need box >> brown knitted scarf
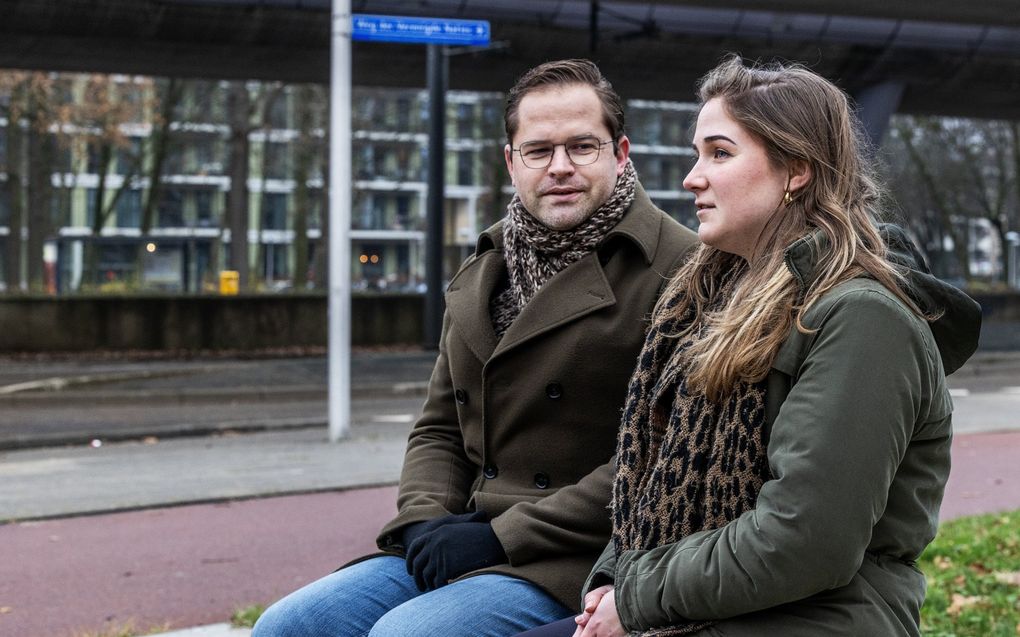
[612,265,771,636]
[489,160,638,339]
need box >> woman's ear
[788,160,812,193]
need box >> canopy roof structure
[1,0,1019,119]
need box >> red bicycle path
[3,430,1019,637]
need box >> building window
[265,142,291,180]
[396,97,412,130]
[264,243,290,280]
[268,90,290,129]
[85,188,98,228]
[116,138,143,175]
[115,189,142,228]
[262,192,288,230]
[86,144,105,174]
[455,103,474,138]
[98,242,137,283]
[307,190,323,230]
[195,189,216,227]
[457,150,474,186]
[0,126,7,174]
[191,136,222,175]
[395,195,411,230]
[158,188,185,228]
[0,187,10,227]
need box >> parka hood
[783,225,982,375]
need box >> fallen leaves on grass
[947,593,985,616]
[993,571,1020,586]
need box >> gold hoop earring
[783,190,793,206]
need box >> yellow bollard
[219,270,239,295]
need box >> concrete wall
[0,294,424,352]
[1,291,1018,352]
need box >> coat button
[534,473,550,489]
[455,389,468,404]
[483,464,498,479]
[545,382,563,399]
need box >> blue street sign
[352,14,491,46]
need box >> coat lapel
[445,250,503,362]
[493,252,616,359]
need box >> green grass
[231,603,266,628]
[920,509,1020,636]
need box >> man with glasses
[254,59,697,637]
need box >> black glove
[406,520,508,591]
[399,510,489,552]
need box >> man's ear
[504,144,516,187]
[788,159,812,193]
[614,136,631,175]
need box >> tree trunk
[3,84,25,293]
[226,81,251,288]
[26,117,56,292]
[83,142,113,288]
[313,140,329,290]
[291,85,315,290]
[137,77,182,287]
[897,123,971,280]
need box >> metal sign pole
[424,44,447,350]
[328,0,352,441]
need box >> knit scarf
[489,161,638,339]
[611,265,771,636]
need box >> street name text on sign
[352,14,491,46]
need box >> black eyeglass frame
[510,136,617,169]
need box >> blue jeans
[252,556,573,637]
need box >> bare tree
[1,73,28,293]
[24,76,58,292]
[252,83,285,288]
[885,115,1019,283]
[0,72,71,293]
[226,81,255,289]
[291,84,326,290]
[74,75,147,288]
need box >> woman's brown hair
[659,55,921,401]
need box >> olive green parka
[376,185,698,608]
[584,228,982,636]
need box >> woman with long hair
[516,55,980,637]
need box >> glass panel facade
[262,192,288,230]
[1,71,703,294]
[115,189,142,228]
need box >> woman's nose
[682,164,704,192]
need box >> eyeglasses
[511,136,614,169]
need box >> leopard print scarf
[612,264,771,636]
[489,161,637,339]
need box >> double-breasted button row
[545,382,563,399]
[455,389,468,404]
[483,464,498,479]
[534,473,550,489]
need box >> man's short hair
[504,59,626,145]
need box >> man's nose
[547,145,575,175]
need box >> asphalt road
[1,351,1019,450]
[0,394,425,449]
[0,352,436,450]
